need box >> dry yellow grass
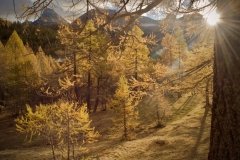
[0,93,211,160]
[86,94,211,160]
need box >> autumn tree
[160,26,188,70]
[58,20,108,110]
[121,25,150,80]
[5,30,28,56]
[0,41,3,49]
[16,101,99,160]
[159,14,177,34]
[93,44,111,112]
[78,20,109,111]
[36,46,54,76]
[19,0,240,159]
[170,36,214,98]
[0,41,8,106]
[2,31,40,113]
[174,27,188,70]
[111,76,139,140]
[160,33,178,67]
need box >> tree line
[0,16,214,159]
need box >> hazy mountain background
[0,8,205,57]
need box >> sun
[205,10,220,26]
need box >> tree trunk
[73,52,81,104]
[156,104,161,126]
[94,76,101,113]
[123,104,128,140]
[87,70,91,111]
[169,49,172,67]
[50,136,56,160]
[72,142,75,160]
[208,1,240,159]
[0,87,5,106]
[67,111,70,160]
[87,20,92,111]
[177,44,182,98]
[134,49,138,80]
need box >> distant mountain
[78,9,115,22]
[138,16,161,37]
[33,8,68,26]
[0,8,206,58]
[75,9,161,37]
[76,9,206,55]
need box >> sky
[0,0,114,21]
[0,0,78,21]
[0,0,214,22]
[0,0,32,21]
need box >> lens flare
[205,10,220,26]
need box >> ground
[0,93,211,160]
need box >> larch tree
[36,46,54,76]
[93,44,111,112]
[58,20,108,111]
[0,41,8,106]
[75,20,96,111]
[159,14,177,34]
[174,27,188,70]
[25,43,41,77]
[160,26,187,69]
[5,30,28,56]
[173,35,214,97]
[48,55,59,71]
[78,20,109,111]
[121,25,150,80]
[160,32,179,67]
[11,0,240,158]
[111,75,139,140]
[16,101,99,160]
[3,31,39,114]
[58,22,83,103]
[0,41,3,49]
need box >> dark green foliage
[0,19,60,56]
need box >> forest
[0,0,239,160]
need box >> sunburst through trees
[0,0,239,159]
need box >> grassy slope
[0,93,211,160]
[87,94,211,160]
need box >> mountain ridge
[33,8,68,26]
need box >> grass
[0,93,211,160]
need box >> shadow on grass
[189,105,210,159]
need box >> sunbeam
[205,10,220,26]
